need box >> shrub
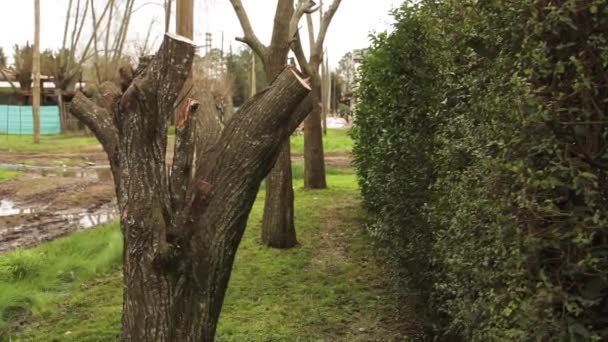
[353,0,608,340]
[352,2,444,295]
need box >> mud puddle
[0,166,117,253]
[0,201,118,254]
[0,164,112,181]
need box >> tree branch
[312,0,342,61]
[229,0,267,59]
[70,92,119,162]
[289,0,318,42]
[61,0,74,52]
[292,31,313,76]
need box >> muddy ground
[0,153,352,253]
[0,168,117,253]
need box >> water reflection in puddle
[60,209,118,229]
[37,168,113,181]
[0,164,113,181]
[0,199,117,229]
[0,199,41,216]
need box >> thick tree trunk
[303,73,327,189]
[70,33,311,341]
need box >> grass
[291,128,353,155]
[0,135,100,153]
[0,224,123,339]
[0,129,352,156]
[0,170,21,180]
[2,171,409,341]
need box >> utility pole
[176,0,193,39]
[251,50,256,96]
[321,49,329,135]
[32,0,41,143]
[164,0,174,33]
[205,32,213,75]
[175,0,193,125]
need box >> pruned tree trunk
[70,33,311,341]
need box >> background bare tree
[229,0,316,249]
[293,0,342,189]
[0,48,6,68]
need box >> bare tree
[292,0,342,189]
[0,48,6,68]
[32,0,41,143]
[229,0,317,248]
[70,32,311,341]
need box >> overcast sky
[0,0,401,68]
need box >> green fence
[0,105,61,135]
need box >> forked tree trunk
[70,33,311,341]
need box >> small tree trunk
[32,0,41,144]
[70,34,311,341]
[303,73,327,189]
[260,56,298,249]
[262,142,297,248]
[55,89,67,133]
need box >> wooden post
[32,0,41,143]
[164,0,174,33]
[174,0,194,125]
[251,51,256,96]
[176,0,193,38]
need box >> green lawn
[291,128,353,155]
[1,171,407,341]
[0,169,21,180]
[0,135,101,153]
[0,129,352,155]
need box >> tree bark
[262,142,297,248]
[260,46,298,248]
[70,33,311,341]
[303,72,327,188]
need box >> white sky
[0,0,401,69]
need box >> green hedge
[353,1,608,340]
